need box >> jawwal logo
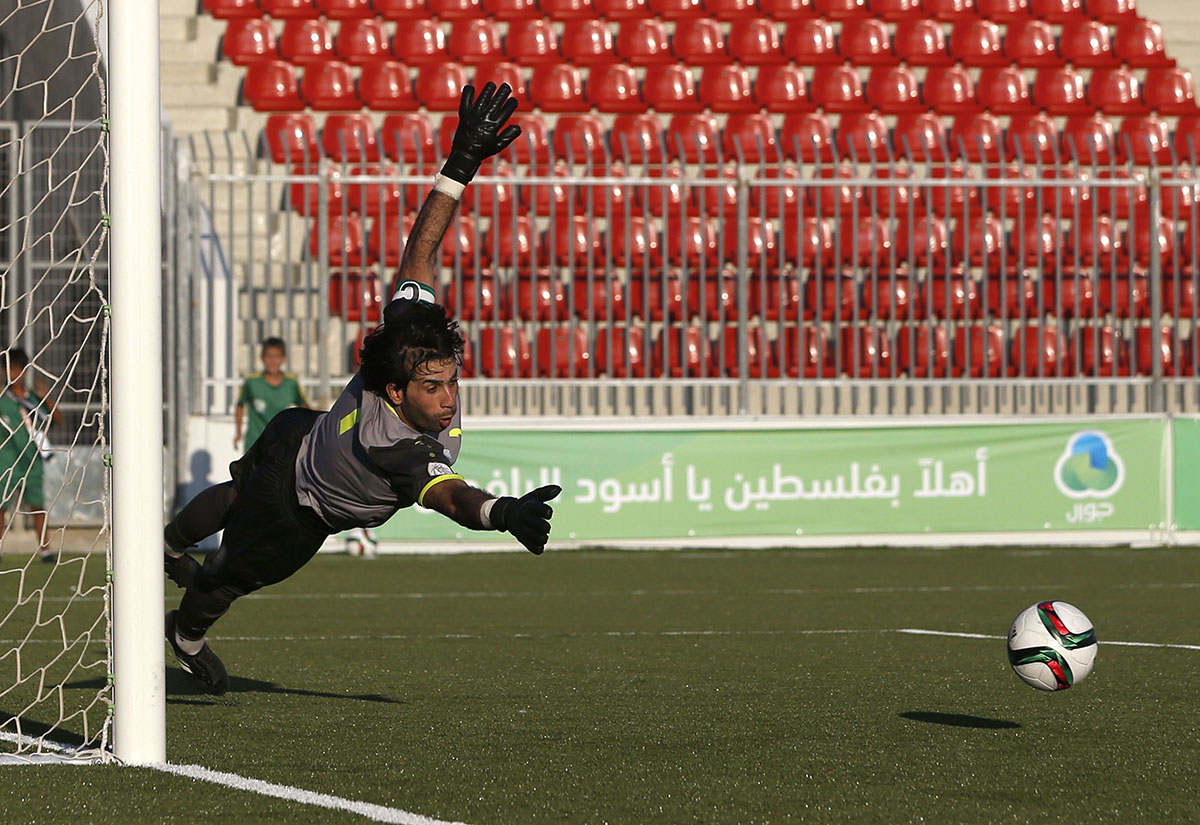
[1053,431,1125,499]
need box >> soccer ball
[1007,601,1097,691]
[344,527,379,558]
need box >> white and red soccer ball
[1007,601,1097,691]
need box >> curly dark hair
[359,300,464,396]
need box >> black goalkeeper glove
[439,81,522,185]
[491,484,561,555]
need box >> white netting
[0,0,111,762]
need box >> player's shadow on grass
[899,711,1021,729]
[67,672,405,705]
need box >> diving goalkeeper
[162,82,559,696]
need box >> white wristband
[433,173,466,201]
[479,498,498,530]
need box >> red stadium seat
[287,163,343,216]
[978,0,1029,19]
[626,272,683,320]
[803,274,857,322]
[1118,114,1172,165]
[924,0,977,20]
[894,19,952,66]
[393,21,449,65]
[654,325,717,378]
[755,64,814,112]
[958,213,1005,272]
[950,111,1003,162]
[667,217,721,268]
[1088,0,1135,22]
[838,19,895,66]
[783,18,838,65]
[586,64,642,113]
[780,215,835,267]
[720,324,779,378]
[1174,116,1200,161]
[311,214,369,266]
[610,114,664,163]
[544,214,600,265]
[222,19,277,66]
[448,19,503,65]
[511,274,569,322]
[923,163,979,219]
[837,110,889,160]
[781,111,835,161]
[1133,326,1177,376]
[643,64,700,113]
[523,166,573,215]
[505,20,560,65]
[809,165,864,219]
[415,62,466,111]
[1029,0,1083,20]
[616,19,673,65]
[1165,277,1198,318]
[1130,215,1176,270]
[649,0,705,18]
[484,0,539,18]
[758,0,815,18]
[873,0,923,19]
[343,163,404,219]
[1032,64,1089,115]
[380,113,436,163]
[427,0,484,17]
[866,64,922,113]
[243,61,304,112]
[359,62,418,111]
[728,18,786,66]
[700,65,757,113]
[561,19,617,65]
[503,114,551,165]
[263,113,319,164]
[810,64,865,113]
[986,165,1038,219]
[665,113,720,163]
[442,271,503,323]
[893,111,950,161]
[923,65,978,114]
[204,0,262,18]
[1010,213,1060,268]
[535,327,591,377]
[470,60,528,98]
[259,0,320,16]
[895,215,949,269]
[1062,112,1116,164]
[928,275,982,320]
[529,64,586,112]
[482,215,536,271]
[1144,67,1199,116]
[982,278,1039,323]
[813,0,868,18]
[729,215,778,266]
[755,166,804,221]
[328,272,383,322]
[1114,19,1171,68]
[1042,271,1095,318]
[1005,111,1058,162]
[1065,215,1120,272]
[861,274,924,320]
[608,216,663,267]
[838,215,893,267]
[706,0,759,19]
[1094,169,1148,221]
[540,0,597,17]
[839,325,893,378]
[1002,19,1061,67]
[723,113,779,161]
[1088,66,1146,115]
[949,19,1005,67]
[322,113,380,162]
[683,276,738,321]
[476,327,533,378]
[336,19,391,65]
[896,324,952,376]
[1070,325,1127,376]
[572,273,631,324]
[594,0,652,18]
[749,275,801,321]
[953,324,1007,376]
[593,326,648,378]
[977,66,1031,114]
[302,61,360,111]
[375,0,429,17]
[1012,325,1068,376]
[864,166,915,216]
[551,115,607,164]
[779,325,835,378]
[278,20,334,66]
[316,0,373,17]
[1059,19,1116,68]
[1097,276,1150,318]
[368,211,414,265]
[672,18,728,65]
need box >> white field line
[24,580,1200,604]
[0,730,470,824]
[897,628,1200,652]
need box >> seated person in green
[234,337,308,451]
[0,347,62,562]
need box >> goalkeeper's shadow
[64,672,406,705]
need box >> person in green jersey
[234,337,308,451]
[0,347,61,562]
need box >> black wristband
[439,154,481,186]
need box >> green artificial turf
[2,547,1199,824]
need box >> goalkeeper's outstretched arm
[422,478,560,555]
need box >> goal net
[0,0,113,762]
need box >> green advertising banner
[1172,417,1200,531]
[377,419,1168,543]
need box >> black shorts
[202,407,331,592]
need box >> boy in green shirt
[0,347,61,561]
[234,337,308,452]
